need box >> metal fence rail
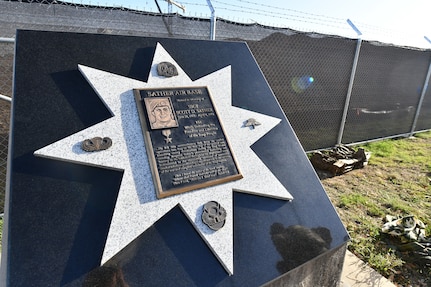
[0,36,13,212]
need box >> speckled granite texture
[1,30,348,286]
[34,44,292,274]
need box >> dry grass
[321,131,431,286]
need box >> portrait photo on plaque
[144,97,179,130]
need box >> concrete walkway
[340,251,396,287]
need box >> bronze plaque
[134,87,242,199]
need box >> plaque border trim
[134,86,243,199]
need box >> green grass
[361,134,431,169]
[322,131,431,285]
[338,193,385,217]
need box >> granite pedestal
[1,30,349,286]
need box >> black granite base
[1,30,349,286]
[264,243,347,287]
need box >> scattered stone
[310,145,371,176]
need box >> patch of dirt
[319,137,431,287]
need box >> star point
[34,43,292,275]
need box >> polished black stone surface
[2,30,349,286]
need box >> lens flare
[291,76,314,94]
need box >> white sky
[75,0,431,48]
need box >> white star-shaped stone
[34,43,293,275]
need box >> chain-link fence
[1,1,431,202]
[0,37,13,213]
[343,43,431,143]
[0,98,10,214]
[247,33,358,149]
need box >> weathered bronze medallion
[157,62,178,77]
[244,118,261,129]
[81,137,112,152]
[201,201,227,231]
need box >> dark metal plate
[134,86,242,198]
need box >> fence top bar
[346,19,362,37]
[0,37,15,43]
[0,94,12,102]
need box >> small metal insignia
[157,62,178,77]
[244,118,261,129]
[162,129,173,143]
[201,201,227,231]
[81,137,112,152]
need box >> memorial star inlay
[34,43,293,274]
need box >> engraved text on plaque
[134,87,242,198]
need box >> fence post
[337,20,362,145]
[206,0,216,40]
[409,51,431,135]
[154,0,173,36]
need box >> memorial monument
[1,30,349,286]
